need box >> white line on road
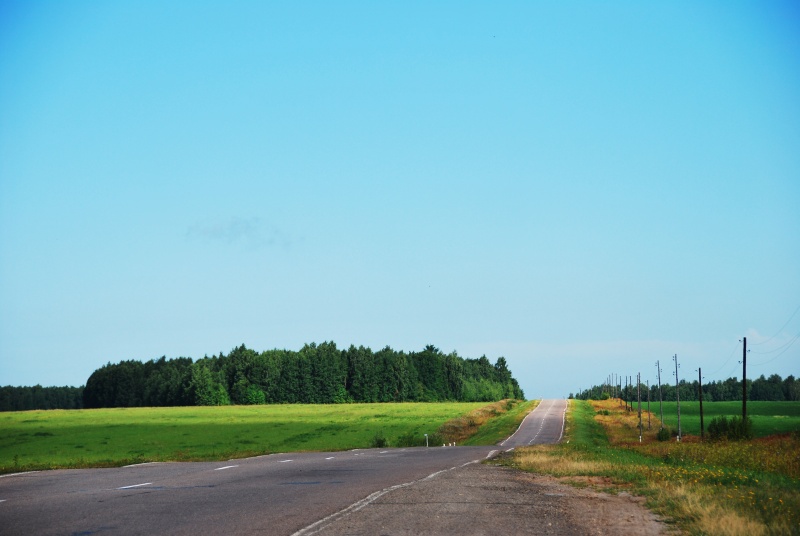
[0,471,39,478]
[279,460,293,463]
[117,483,152,490]
[500,400,545,446]
[214,465,239,471]
[291,461,473,536]
[123,462,159,468]
[325,457,335,460]
[486,450,498,459]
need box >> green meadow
[650,400,800,437]
[0,401,524,474]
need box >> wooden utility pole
[647,379,651,431]
[630,376,634,411]
[656,361,664,430]
[698,367,704,439]
[637,372,642,442]
[742,337,747,422]
[625,376,629,410]
[674,354,681,442]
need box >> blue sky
[1,1,798,399]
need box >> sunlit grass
[0,402,500,473]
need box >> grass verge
[500,399,800,535]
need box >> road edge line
[500,399,545,446]
[290,461,477,536]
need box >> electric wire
[750,330,800,354]
[706,339,741,377]
[749,304,800,346]
[750,331,800,367]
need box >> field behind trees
[652,400,800,437]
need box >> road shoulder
[305,460,667,536]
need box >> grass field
[0,401,528,474]
[646,400,800,437]
[505,399,800,535]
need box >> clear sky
[1,1,798,400]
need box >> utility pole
[625,376,628,410]
[656,361,664,430]
[637,372,642,442]
[647,379,651,431]
[698,367,704,439]
[630,376,634,411]
[742,337,747,423]
[674,354,681,442]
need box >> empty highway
[0,400,568,535]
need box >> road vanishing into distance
[0,399,569,536]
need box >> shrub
[656,427,671,442]
[395,432,444,447]
[395,432,423,447]
[708,415,753,441]
[370,431,389,448]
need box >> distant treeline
[575,373,800,402]
[0,385,84,412]
[80,343,524,408]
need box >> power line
[750,304,800,346]
[750,331,800,367]
[750,330,800,354]
[706,339,741,377]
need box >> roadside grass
[459,399,537,446]
[0,401,522,474]
[503,399,800,536]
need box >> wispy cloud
[186,217,291,249]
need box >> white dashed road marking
[214,465,239,471]
[117,483,152,490]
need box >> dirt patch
[306,461,670,536]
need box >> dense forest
[77,343,524,408]
[0,385,84,412]
[574,373,800,402]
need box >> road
[0,400,569,535]
[500,398,568,447]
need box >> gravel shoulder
[304,460,668,536]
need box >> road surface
[500,398,568,447]
[0,400,568,535]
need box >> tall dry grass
[509,399,800,536]
[438,399,519,443]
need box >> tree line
[574,373,800,402]
[0,385,84,412]
[78,343,524,408]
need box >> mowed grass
[0,402,499,474]
[652,400,800,437]
[505,400,800,536]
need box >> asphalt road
[500,399,568,448]
[0,400,568,535]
